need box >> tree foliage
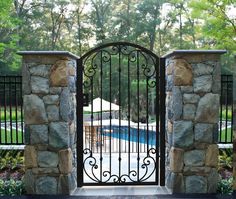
[0,0,235,74]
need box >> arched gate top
[80,41,160,60]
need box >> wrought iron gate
[77,42,165,186]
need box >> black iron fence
[0,76,24,145]
[219,75,233,144]
[0,74,234,145]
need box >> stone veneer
[18,51,78,194]
[233,66,236,193]
[18,50,228,195]
[164,50,226,193]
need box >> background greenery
[0,0,235,74]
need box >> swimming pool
[101,125,157,146]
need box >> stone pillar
[18,51,78,195]
[164,50,226,193]
[233,58,236,193]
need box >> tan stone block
[170,147,184,172]
[205,144,218,167]
[59,148,73,174]
[50,60,68,86]
[168,121,173,133]
[233,167,236,190]
[173,59,193,86]
[25,145,37,168]
[68,66,76,76]
[32,168,59,174]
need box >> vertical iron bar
[230,78,233,143]
[91,79,94,152]
[219,76,223,143]
[15,77,18,144]
[118,46,121,181]
[100,50,103,182]
[146,76,149,155]
[77,58,84,187]
[109,51,112,174]
[225,76,228,142]
[4,77,7,143]
[9,77,13,143]
[0,78,2,144]
[128,56,130,172]
[137,51,140,182]
[160,57,166,186]
[20,76,23,144]
[155,58,160,184]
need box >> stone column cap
[18,51,80,60]
[163,50,227,58]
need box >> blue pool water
[101,125,157,146]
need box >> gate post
[18,51,78,195]
[164,50,226,193]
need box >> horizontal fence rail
[0,76,24,145]
[219,74,233,144]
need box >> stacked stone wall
[22,54,77,194]
[165,53,222,193]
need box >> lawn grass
[0,107,23,122]
[0,128,23,144]
[219,128,232,143]
[220,108,232,120]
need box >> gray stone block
[22,63,31,95]
[212,62,221,94]
[49,122,69,149]
[207,168,219,193]
[193,75,212,93]
[35,176,57,194]
[184,150,205,166]
[60,88,71,121]
[183,94,200,104]
[173,121,193,148]
[38,151,58,167]
[166,75,173,91]
[181,86,193,93]
[58,173,76,194]
[173,86,183,120]
[185,176,207,193]
[195,123,213,144]
[31,76,49,94]
[24,170,35,194]
[50,87,62,94]
[24,94,48,125]
[192,63,214,76]
[29,65,51,77]
[30,124,48,144]
[43,95,59,105]
[46,105,59,121]
[166,172,184,193]
[68,76,76,93]
[195,93,219,123]
[183,104,196,120]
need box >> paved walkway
[0,194,234,199]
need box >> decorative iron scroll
[83,148,156,183]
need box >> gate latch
[83,93,89,106]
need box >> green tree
[0,0,20,74]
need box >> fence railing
[0,74,234,145]
[219,74,233,144]
[0,76,24,145]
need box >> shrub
[0,179,25,196]
[217,177,233,195]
